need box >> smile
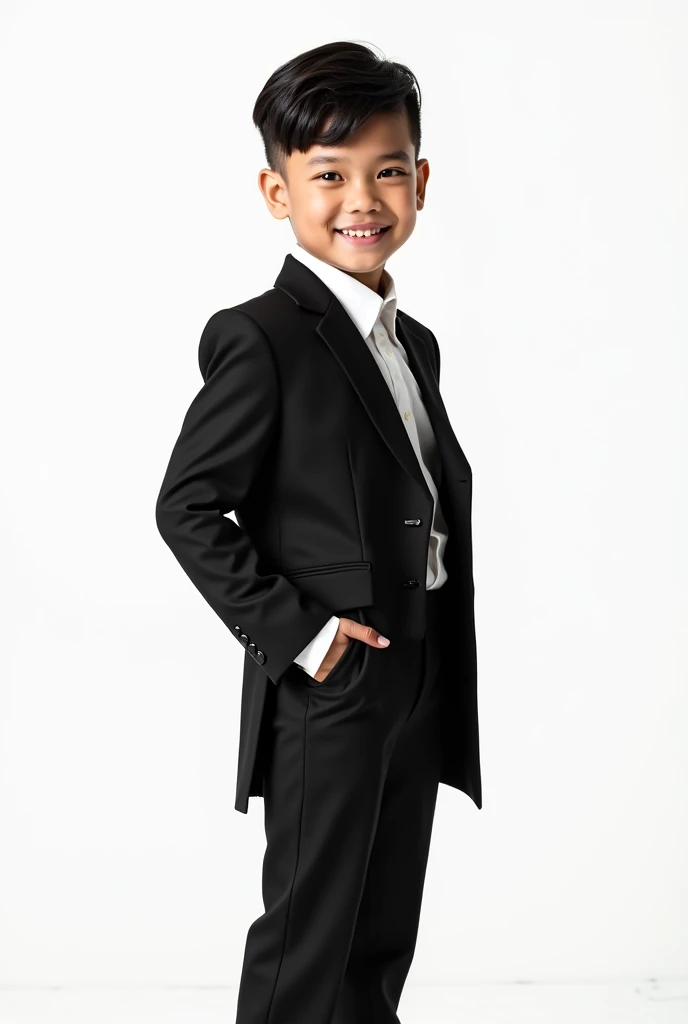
[334,226,391,246]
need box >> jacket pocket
[283,560,373,610]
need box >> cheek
[393,209,416,234]
[388,195,415,224]
[299,192,336,221]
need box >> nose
[343,178,383,213]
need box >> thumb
[339,616,390,649]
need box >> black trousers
[235,586,449,1024]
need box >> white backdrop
[1,0,686,993]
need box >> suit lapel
[316,296,432,500]
[273,253,469,504]
[395,312,472,482]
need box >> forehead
[303,148,412,169]
[291,109,414,169]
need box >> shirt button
[404,410,412,420]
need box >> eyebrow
[305,150,412,168]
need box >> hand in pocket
[313,616,390,683]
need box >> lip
[334,224,391,247]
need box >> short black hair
[252,41,422,182]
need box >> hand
[313,617,390,683]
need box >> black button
[402,579,420,588]
[233,625,242,636]
[239,633,249,647]
[404,518,422,526]
[247,643,257,658]
[255,650,266,665]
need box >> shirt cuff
[292,615,340,678]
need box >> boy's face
[258,110,429,295]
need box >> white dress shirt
[289,241,449,678]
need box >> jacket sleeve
[155,307,336,686]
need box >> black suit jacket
[155,253,481,813]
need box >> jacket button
[233,625,242,636]
[255,650,266,665]
[404,518,422,526]
[239,633,249,647]
[402,579,420,588]
[247,643,257,658]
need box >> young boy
[156,39,481,1024]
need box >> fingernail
[377,635,390,646]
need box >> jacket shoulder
[200,287,288,334]
[196,300,281,382]
[397,307,431,337]
[397,308,441,381]
[234,286,292,321]
[216,287,303,342]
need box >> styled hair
[252,41,422,181]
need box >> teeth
[340,227,384,236]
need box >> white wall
[0,0,685,989]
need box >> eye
[317,169,407,181]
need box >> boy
[155,39,481,1024]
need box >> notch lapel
[273,253,469,505]
[394,312,472,484]
[275,254,433,501]
[316,297,433,501]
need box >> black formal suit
[155,252,481,809]
[155,251,481,1022]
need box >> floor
[0,980,685,1023]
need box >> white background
[1,0,686,1001]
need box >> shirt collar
[289,241,399,342]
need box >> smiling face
[258,109,429,294]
